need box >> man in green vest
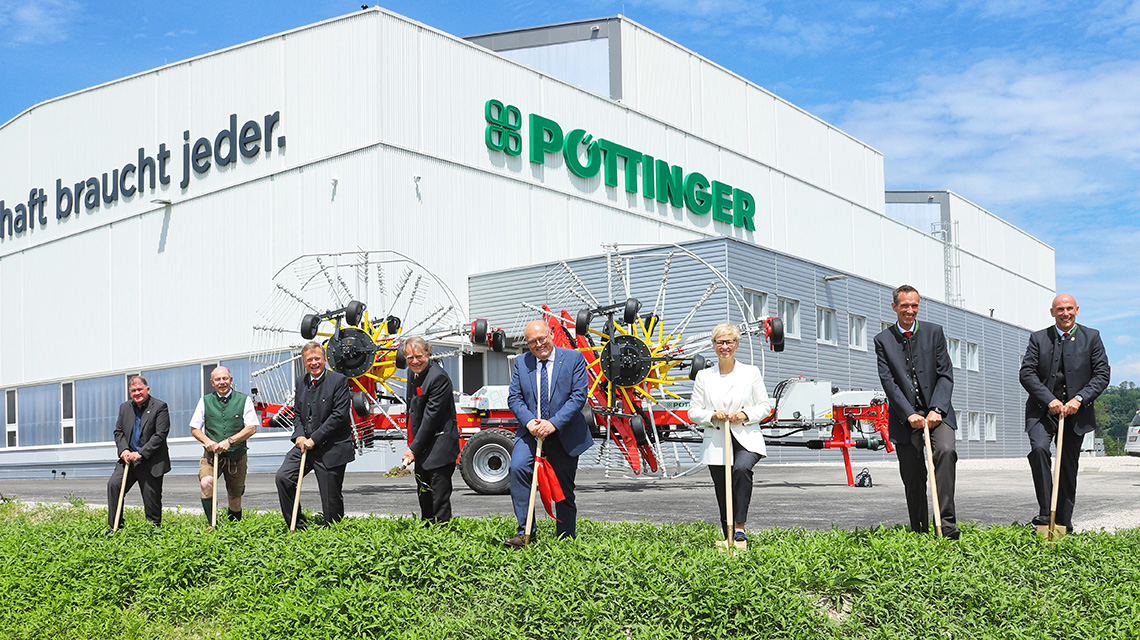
[190,365,259,526]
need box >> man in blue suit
[504,319,592,548]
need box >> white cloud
[1111,354,1140,384]
[834,56,1140,210]
[0,0,81,45]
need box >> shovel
[112,459,129,531]
[922,420,943,537]
[522,437,544,546]
[290,448,307,532]
[1038,414,1067,541]
[210,451,220,529]
[715,418,745,552]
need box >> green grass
[2,502,1138,639]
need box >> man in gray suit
[107,375,171,530]
[1019,293,1110,533]
[873,285,959,539]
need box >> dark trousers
[895,422,958,536]
[274,447,347,528]
[510,433,578,538]
[106,461,164,528]
[708,433,762,533]
[415,462,455,523]
[1027,418,1082,526]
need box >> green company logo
[484,99,755,230]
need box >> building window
[5,389,15,447]
[777,298,800,338]
[744,289,768,321]
[966,342,979,371]
[61,382,75,445]
[817,307,837,345]
[849,314,866,351]
[968,411,980,441]
[985,413,997,441]
[948,338,961,368]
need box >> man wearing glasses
[503,320,592,548]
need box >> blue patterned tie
[540,360,551,420]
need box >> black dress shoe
[1031,515,1050,526]
[503,534,530,549]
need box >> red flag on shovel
[535,455,565,519]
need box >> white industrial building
[0,8,1054,477]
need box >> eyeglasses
[714,339,738,346]
[526,335,552,347]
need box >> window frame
[61,382,75,445]
[947,337,962,369]
[848,314,867,351]
[777,297,800,339]
[816,306,837,346]
[966,341,979,371]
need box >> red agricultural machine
[250,245,894,493]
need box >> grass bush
[1,501,1138,639]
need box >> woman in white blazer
[687,323,772,542]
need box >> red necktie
[904,331,913,338]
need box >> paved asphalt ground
[5,457,1139,533]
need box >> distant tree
[1095,382,1140,455]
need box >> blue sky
[2,0,1137,383]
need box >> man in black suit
[107,375,171,530]
[274,341,356,528]
[1019,293,1110,532]
[401,337,460,524]
[873,285,960,539]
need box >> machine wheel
[395,345,407,370]
[768,317,785,350]
[459,428,515,495]
[345,300,365,327]
[386,315,402,334]
[575,309,593,336]
[352,391,371,418]
[689,353,709,380]
[623,298,641,324]
[300,314,321,340]
[491,328,507,352]
[472,318,488,344]
[629,414,648,446]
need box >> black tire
[459,428,515,495]
[386,315,402,334]
[472,318,488,344]
[623,298,642,324]
[345,300,365,327]
[629,414,648,446]
[689,353,709,380]
[575,309,593,336]
[641,313,659,334]
[491,329,506,352]
[352,391,371,418]
[768,317,785,349]
[300,314,321,340]
[395,345,407,370]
